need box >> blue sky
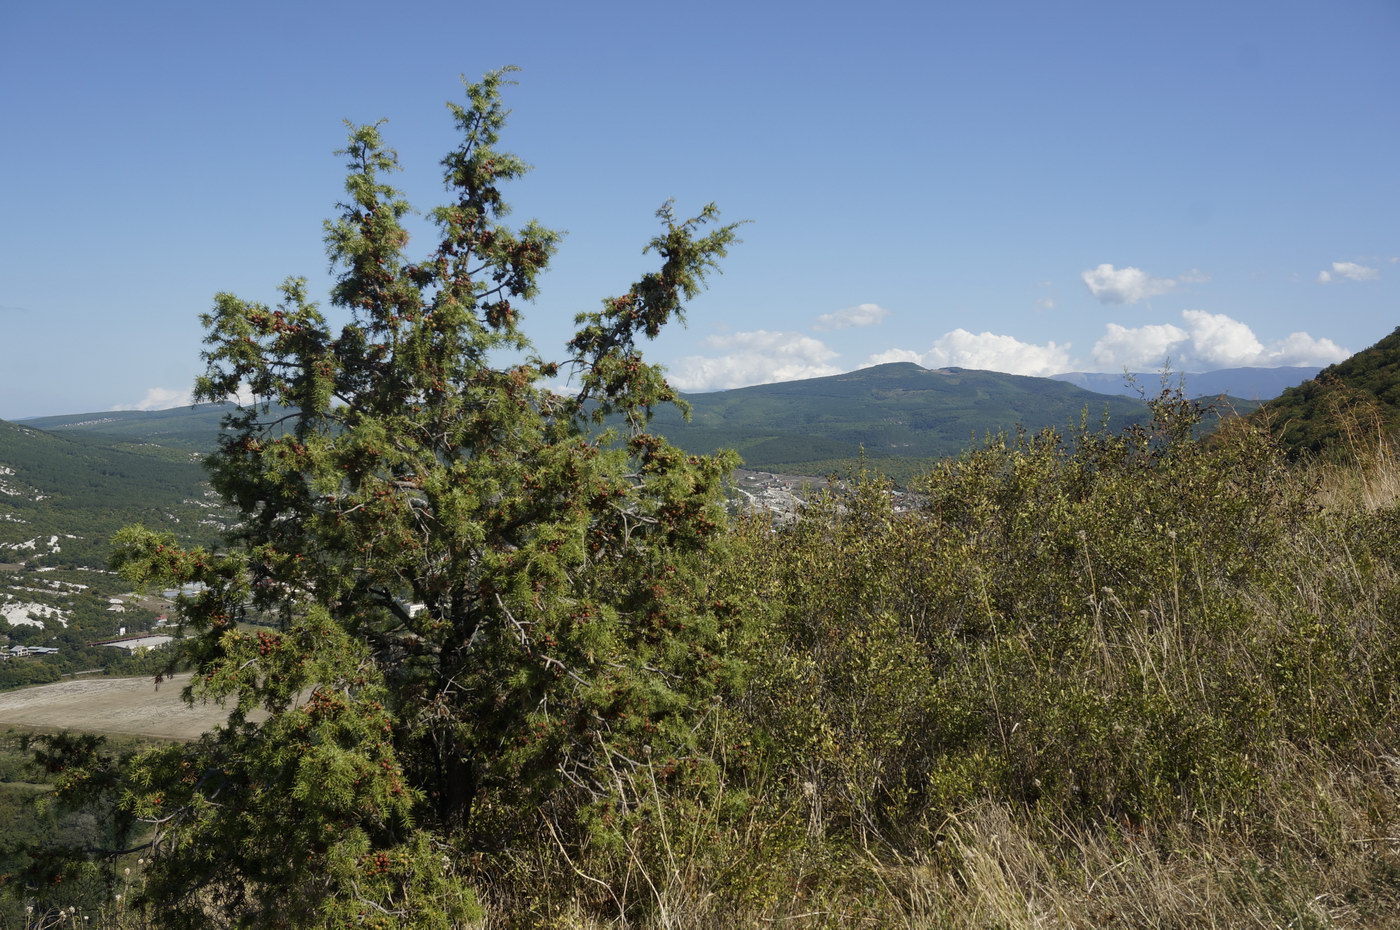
[2,0,1396,418]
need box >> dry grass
[500,755,1400,929]
[1310,407,1400,511]
[1315,439,1400,511]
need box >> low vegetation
[13,390,1399,928]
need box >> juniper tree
[98,69,744,927]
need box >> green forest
[1257,325,1400,456]
[6,73,1400,929]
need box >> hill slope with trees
[0,419,223,567]
[1255,325,1400,455]
[21,404,235,451]
[655,362,1150,466]
[22,364,1153,479]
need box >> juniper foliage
[98,69,743,927]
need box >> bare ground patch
[0,674,250,740]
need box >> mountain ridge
[1048,366,1321,400]
[18,362,1279,472]
[654,362,1151,466]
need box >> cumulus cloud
[1092,322,1189,370]
[1090,310,1348,371]
[113,387,193,412]
[1177,310,1347,368]
[1081,264,1178,304]
[812,303,890,330]
[1178,310,1271,367]
[667,330,843,391]
[1264,330,1351,366]
[868,329,1072,377]
[1318,261,1379,283]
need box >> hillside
[0,419,224,567]
[21,403,235,450]
[20,367,1150,476]
[656,362,1150,467]
[1254,326,1400,455]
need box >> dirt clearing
[0,674,249,740]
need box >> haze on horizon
[2,0,1395,420]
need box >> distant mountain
[653,362,1150,469]
[1254,327,1400,456]
[21,403,236,449]
[21,365,1151,478]
[18,364,1157,486]
[1049,367,1321,401]
[0,419,224,567]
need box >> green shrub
[742,394,1400,847]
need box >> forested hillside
[19,364,1153,480]
[0,419,224,567]
[1256,325,1400,455]
[0,420,218,692]
[21,404,235,451]
[654,362,1150,467]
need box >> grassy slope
[488,413,1400,929]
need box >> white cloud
[1318,261,1379,283]
[1035,297,1056,311]
[1180,311,1350,367]
[869,329,1072,377]
[866,348,925,365]
[1092,322,1189,370]
[1178,310,1266,367]
[1264,330,1350,366]
[113,387,193,411]
[668,330,843,391]
[1177,268,1212,284]
[812,303,890,330]
[1081,264,1178,304]
[1089,310,1348,371]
